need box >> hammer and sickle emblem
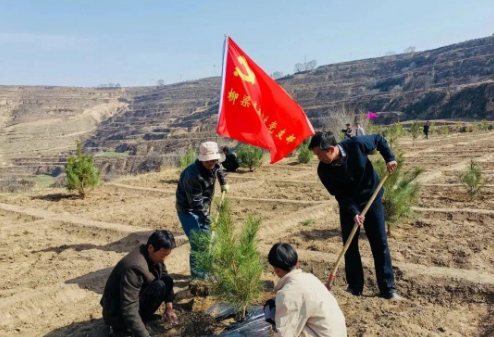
[234,56,256,85]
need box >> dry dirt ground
[1,131,494,336]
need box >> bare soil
[1,131,494,336]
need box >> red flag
[217,37,314,164]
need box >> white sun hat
[198,141,223,162]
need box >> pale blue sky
[1,0,493,87]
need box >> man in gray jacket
[100,230,177,337]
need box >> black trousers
[112,276,174,334]
[339,198,395,294]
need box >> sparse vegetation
[301,219,315,226]
[367,122,383,135]
[429,122,437,137]
[382,122,404,149]
[460,159,483,199]
[191,198,264,319]
[321,104,354,136]
[456,120,463,132]
[297,138,314,163]
[25,175,56,188]
[96,83,121,89]
[410,121,422,147]
[180,149,197,170]
[294,59,317,73]
[237,145,264,172]
[439,125,450,135]
[0,177,36,193]
[65,142,100,199]
[373,153,423,236]
[272,71,284,79]
[480,119,489,132]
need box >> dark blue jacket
[317,134,395,216]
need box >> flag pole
[216,35,229,139]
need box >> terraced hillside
[2,35,494,179]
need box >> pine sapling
[297,138,314,163]
[373,153,423,236]
[383,123,403,150]
[480,119,489,133]
[439,125,450,136]
[237,144,264,172]
[429,122,437,137]
[180,149,197,170]
[410,121,422,147]
[456,120,463,133]
[191,198,264,319]
[460,159,483,199]
[65,142,100,198]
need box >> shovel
[326,173,390,291]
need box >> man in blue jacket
[309,132,400,299]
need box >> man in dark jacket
[176,141,229,279]
[101,230,177,337]
[309,132,400,300]
[222,147,239,172]
[342,123,353,139]
[423,121,430,139]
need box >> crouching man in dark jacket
[222,147,239,172]
[100,230,177,337]
[176,141,229,279]
[309,132,400,300]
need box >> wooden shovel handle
[327,173,390,290]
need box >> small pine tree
[237,144,264,172]
[410,121,422,146]
[373,154,423,236]
[367,122,382,135]
[65,142,100,198]
[431,122,438,137]
[460,159,483,199]
[180,149,197,170]
[382,122,403,150]
[191,198,264,319]
[480,119,489,132]
[297,138,314,163]
[439,125,450,136]
[456,120,463,133]
[471,121,479,133]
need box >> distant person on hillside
[176,141,229,279]
[266,243,347,337]
[355,123,365,136]
[342,123,352,139]
[222,146,239,172]
[101,230,177,337]
[309,132,400,300]
[423,121,430,139]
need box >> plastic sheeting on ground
[203,304,273,337]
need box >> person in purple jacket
[309,131,400,300]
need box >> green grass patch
[301,219,315,226]
[25,175,56,188]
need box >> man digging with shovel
[176,141,229,280]
[309,132,400,299]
